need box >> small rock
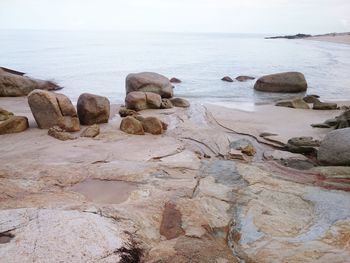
[120,116,144,135]
[286,137,320,154]
[160,99,174,109]
[0,107,14,121]
[119,107,139,117]
[48,126,77,141]
[241,145,256,156]
[170,77,181,84]
[311,123,331,128]
[77,93,110,125]
[221,76,234,82]
[303,95,320,104]
[260,132,278,138]
[236,76,255,82]
[275,98,310,109]
[170,98,190,108]
[313,101,338,110]
[80,124,100,138]
[324,118,339,127]
[0,116,29,135]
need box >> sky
[0,0,349,34]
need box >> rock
[334,110,350,129]
[120,116,144,135]
[318,128,350,166]
[254,72,308,93]
[228,149,246,160]
[77,93,110,125]
[303,95,320,104]
[0,116,29,135]
[160,203,185,240]
[275,98,310,109]
[235,76,255,82]
[125,91,162,111]
[0,68,62,97]
[241,145,256,156]
[160,99,174,109]
[0,107,14,121]
[286,136,320,154]
[48,126,77,141]
[313,101,338,110]
[311,123,331,128]
[28,90,80,131]
[135,116,166,135]
[126,72,174,98]
[170,98,190,108]
[119,107,139,117]
[230,139,256,156]
[221,76,234,82]
[170,77,181,84]
[80,124,100,138]
[324,118,339,127]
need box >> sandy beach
[306,33,350,45]
[1,92,350,262]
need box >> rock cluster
[254,72,307,93]
[0,67,62,97]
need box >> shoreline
[305,34,350,45]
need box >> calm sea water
[1,30,350,109]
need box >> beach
[306,33,350,45]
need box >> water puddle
[68,179,138,204]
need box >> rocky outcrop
[80,124,100,138]
[0,68,62,97]
[169,77,182,84]
[312,110,350,130]
[0,116,28,135]
[125,91,162,111]
[221,76,234,82]
[236,75,255,82]
[126,72,174,98]
[318,128,350,166]
[77,93,110,125]
[170,98,190,108]
[120,116,145,135]
[275,98,310,109]
[254,72,308,93]
[48,126,77,141]
[28,90,80,131]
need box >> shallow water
[68,179,138,204]
[1,30,350,107]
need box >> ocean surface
[1,30,350,110]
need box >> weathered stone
[236,75,255,82]
[135,116,165,135]
[254,72,308,93]
[126,72,174,98]
[80,124,100,138]
[28,90,79,131]
[145,92,162,109]
[125,91,162,111]
[221,76,234,82]
[160,203,185,240]
[303,95,320,104]
[77,93,110,125]
[48,126,77,141]
[170,98,190,108]
[0,68,62,97]
[170,77,181,84]
[0,107,14,121]
[160,99,174,109]
[318,128,350,166]
[119,107,139,117]
[120,116,144,135]
[275,98,310,109]
[241,145,256,156]
[0,116,28,135]
[313,101,338,110]
[286,136,320,154]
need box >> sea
[1,30,350,110]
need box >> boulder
[313,101,338,110]
[275,98,310,109]
[160,99,174,109]
[318,128,350,166]
[286,137,320,154]
[125,91,162,111]
[254,72,307,93]
[77,93,110,125]
[236,76,255,82]
[0,67,62,97]
[221,76,234,82]
[0,116,29,135]
[303,95,320,104]
[28,90,80,131]
[0,107,14,121]
[126,72,174,98]
[120,116,144,135]
[170,98,190,108]
[48,126,77,141]
[135,116,166,135]
[80,124,100,138]
[170,77,181,84]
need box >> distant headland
[266,32,350,45]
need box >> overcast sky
[0,0,349,34]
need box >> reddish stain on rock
[160,203,185,240]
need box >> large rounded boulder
[126,72,174,98]
[254,72,307,93]
[318,128,350,166]
[0,67,62,97]
[77,93,110,125]
[28,90,80,131]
